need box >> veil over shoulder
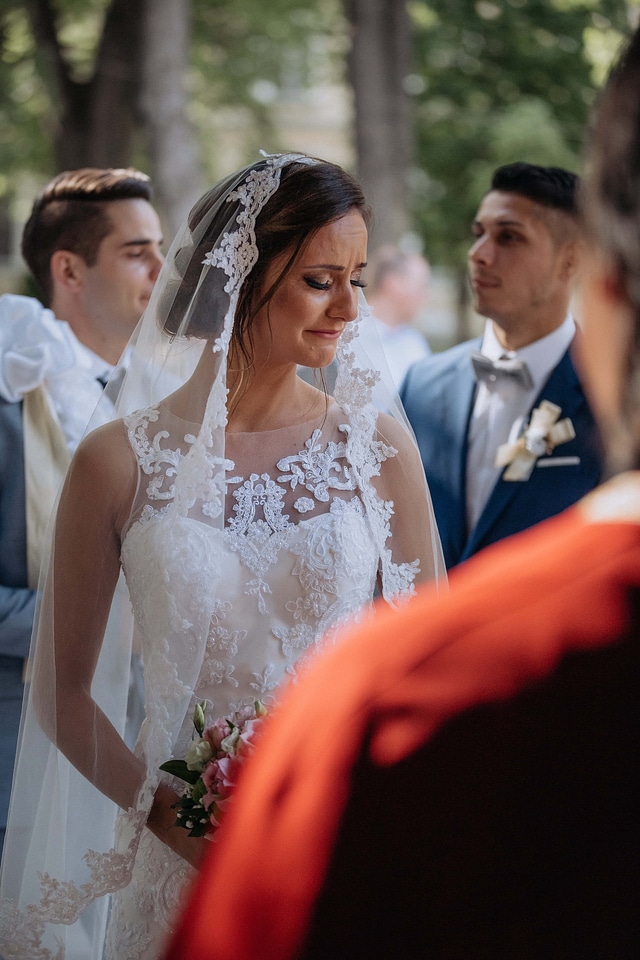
[0,153,445,960]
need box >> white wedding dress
[0,154,445,960]
[104,399,415,958]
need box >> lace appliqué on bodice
[121,406,394,705]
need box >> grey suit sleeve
[0,585,36,658]
[0,399,35,659]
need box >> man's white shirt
[0,294,114,452]
[465,315,576,531]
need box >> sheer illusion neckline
[226,401,336,437]
[161,399,337,437]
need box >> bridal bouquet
[160,700,268,836]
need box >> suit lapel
[432,350,477,560]
[440,354,476,483]
[464,346,581,557]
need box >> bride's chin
[303,346,339,369]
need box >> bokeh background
[1,0,638,346]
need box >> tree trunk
[86,0,145,167]
[27,0,144,170]
[345,0,414,249]
[139,0,204,238]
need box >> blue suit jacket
[400,337,604,569]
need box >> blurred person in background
[401,162,603,568]
[162,26,640,960]
[360,244,431,393]
[0,167,163,856]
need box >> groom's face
[468,190,576,348]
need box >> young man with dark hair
[400,162,603,568]
[0,167,163,854]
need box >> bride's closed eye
[304,276,367,291]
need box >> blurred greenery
[0,0,345,192]
[188,0,346,180]
[409,0,638,267]
[1,0,638,273]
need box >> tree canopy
[0,0,637,271]
[0,0,344,190]
[409,0,635,267]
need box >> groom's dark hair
[490,162,579,216]
[489,162,580,245]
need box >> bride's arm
[34,422,144,808]
[33,422,206,867]
[372,413,447,595]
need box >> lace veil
[0,153,445,959]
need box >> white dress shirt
[465,315,576,531]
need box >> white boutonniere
[495,400,576,481]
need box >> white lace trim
[0,813,146,959]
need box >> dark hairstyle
[163,158,371,370]
[582,26,640,470]
[490,162,580,216]
[21,167,154,302]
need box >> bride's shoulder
[373,411,418,453]
[71,417,138,487]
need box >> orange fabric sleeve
[164,507,640,960]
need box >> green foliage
[0,2,51,189]
[1,0,636,258]
[0,0,344,195]
[409,0,634,267]
[189,0,345,179]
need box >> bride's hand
[147,782,210,869]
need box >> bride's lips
[307,328,344,339]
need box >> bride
[0,153,445,959]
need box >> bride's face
[250,208,368,370]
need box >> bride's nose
[328,282,359,323]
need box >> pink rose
[214,755,241,798]
[236,717,265,758]
[204,718,232,755]
[201,755,240,805]
[234,704,257,725]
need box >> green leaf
[191,777,207,805]
[159,759,201,784]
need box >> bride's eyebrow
[303,261,368,271]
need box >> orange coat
[164,476,640,960]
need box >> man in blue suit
[0,168,164,855]
[401,163,603,569]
